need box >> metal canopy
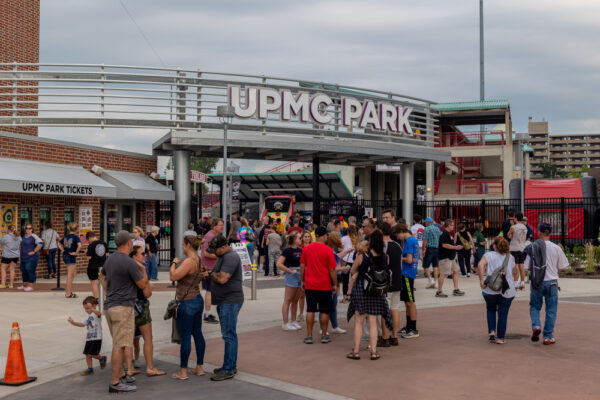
[99,170,175,201]
[0,157,116,198]
[153,129,451,165]
[208,171,352,202]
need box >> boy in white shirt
[68,296,107,375]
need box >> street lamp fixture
[217,105,235,224]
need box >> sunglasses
[25,227,33,230]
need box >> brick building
[0,0,173,283]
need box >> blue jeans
[175,295,205,368]
[483,293,514,339]
[473,248,485,270]
[529,279,559,339]
[423,247,439,272]
[47,248,57,275]
[20,258,39,283]
[147,253,158,280]
[458,251,471,275]
[328,291,339,328]
[216,302,243,374]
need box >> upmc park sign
[228,86,414,136]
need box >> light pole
[515,133,530,214]
[217,105,235,224]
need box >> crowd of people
[2,207,569,392]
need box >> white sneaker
[291,321,301,329]
[282,323,295,331]
[287,322,299,330]
[331,327,347,334]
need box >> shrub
[584,243,596,275]
[564,267,574,275]
[573,245,585,259]
[594,246,600,263]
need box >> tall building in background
[527,119,600,177]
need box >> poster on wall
[145,209,155,234]
[79,207,93,241]
[0,204,17,237]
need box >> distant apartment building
[527,119,600,177]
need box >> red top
[287,226,303,235]
[300,242,336,291]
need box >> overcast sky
[39,0,600,172]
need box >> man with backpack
[523,222,569,345]
[393,223,420,338]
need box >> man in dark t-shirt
[259,216,272,276]
[207,235,243,381]
[501,211,515,242]
[380,222,402,346]
[436,219,465,298]
[86,231,107,301]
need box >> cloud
[35,0,600,170]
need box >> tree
[538,161,567,178]
[191,157,218,175]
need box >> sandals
[65,293,78,298]
[495,339,505,344]
[370,352,380,361]
[489,333,496,342]
[147,368,167,377]
[188,368,205,376]
[171,372,189,380]
[346,351,360,360]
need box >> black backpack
[363,253,390,297]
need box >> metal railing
[0,63,440,146]
[434,178,504,195]
[435,130,505,147]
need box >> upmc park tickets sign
[228,86,414,136]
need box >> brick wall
[0,134,157,174]
[0,0,40,136]
[0,193,101,281]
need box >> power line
[118,0,166,67]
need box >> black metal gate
[158,200,174,266]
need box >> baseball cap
[339,216,344,220]
[206,235,228,253]
[424,217,434,223]
[115,230,134,247]
[314,226,328,238]
[538,222,552,233]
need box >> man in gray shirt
[101,230,150,393]
[206,235,243,381]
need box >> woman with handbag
[169,235,207,380]
[477,236,516,344]
[41,221,58,278]
[346,230,393,360]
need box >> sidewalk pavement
[1,271,600,399]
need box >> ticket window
[122,205,133,233]
[20,207,33,235]
[40,207,51,234]
[64,208,75,235]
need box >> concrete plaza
[1,271,600,399]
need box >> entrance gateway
[0,64,451,258]
[153,73,451,256]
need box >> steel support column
[174,150,191,259]
[312,157,320,225]
[426,161,434,201]
[401,163,414,222]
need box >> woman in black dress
[346,230,392,360]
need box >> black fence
[319,197,600,247]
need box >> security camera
[91,165,104,175]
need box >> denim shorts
[284,271,301,288]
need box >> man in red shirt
[287,219,303,235]
[300,226,337,344]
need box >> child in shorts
[68,296,107,376]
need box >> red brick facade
[0,133,157,174]
[0,0,40,136]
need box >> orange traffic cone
[0,323,36,386]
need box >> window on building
[64,207,75,234]
[20,206,33,235]
[40,207,51,234]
